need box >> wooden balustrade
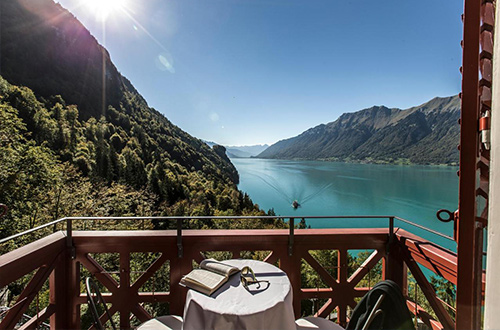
[0,228,461,330]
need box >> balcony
[0,216,463,329]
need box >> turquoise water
[232,158,459,251]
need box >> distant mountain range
[258,96,460,165]
[204,141,269,158]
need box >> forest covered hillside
[0,0,280,240]
[258,96,460,165]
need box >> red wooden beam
[337,249,349,326]
[18,305,55,330]
[50,249,78,329]
[402,246,455,330]
[406,300,444,330]
[131,253,170,291]
[263,251,278,264]
[302,251,339,289]
[0,232,65,287]
[76,291,170,305]
[72,228,390,252]
[77,253,120,294]
[316,298,336,319]
[396,230,457,285]
[301,287,371,299]
[0,255,60,330]
[119,251,131,329]
[458,0,482,328]
[131,304,151,324]
[348,249,384,286]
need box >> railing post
[281,219,301,319]
[384,234,407,296]
[170,217,187,316]
[66,218,75,259]
[386,216,394,256]
[389,217,394,244]
[337,249,349,327]
[120,251,132,329]
[50,245,80,329]
[177,218,183,258]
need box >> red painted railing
[0,216,463,330]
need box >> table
[182,259,296,330]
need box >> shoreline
[242,156,458,167]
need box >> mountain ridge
[203,141,269,158]
[0,0,240,181]
[258,95,460,165]
[0,0,285,227]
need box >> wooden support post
[120,252,131,329]
[337,249,348,327]
[457,0,482,328]
[50,249,80,329]
[169,251,190,316]
[384,239,407,296]
[280,246,301,318]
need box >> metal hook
[436,209,454,223]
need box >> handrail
[0,218,67,244]
[394,216,455,241]
[0,215,454,247]
[0,215,395,245]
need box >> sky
[55,0,464,146]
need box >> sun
[83,0,127,21]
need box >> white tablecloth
[182,259,296,330]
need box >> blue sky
[56,0,463,146]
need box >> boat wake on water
[247,173,333,210]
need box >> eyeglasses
[240,266,269,290]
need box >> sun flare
[83,0,127,21]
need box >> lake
[232,158,459,251]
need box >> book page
[181,269,226,295]
[200,259,240,276]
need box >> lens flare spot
[155,53,175,73]
[209,112,220,122]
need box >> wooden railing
[0,217,463,330]
[396,230,457,330]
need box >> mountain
[0,0,277,232]
[258,96,460,165]
[227,149,252,158]
[0,0,239,180]
[203,141,269,158]
[226,145,269,158]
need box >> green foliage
[0,77,288,325]
[0,103,62,238]
[0,76,261,232]
[408,273,456,322]
[0,1,288,324]
[1,0,240,183]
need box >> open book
[180,259,240,296]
